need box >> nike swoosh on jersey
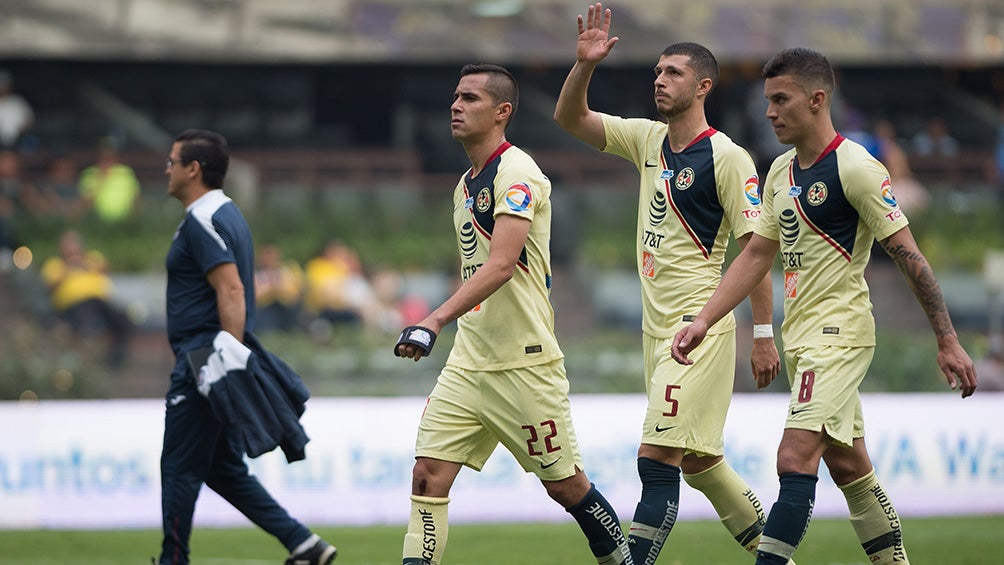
[644,160,658,168]
[654,424,678,432]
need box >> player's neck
[794,124,839,168]
[665,112,710,153]
[464,133,508,177]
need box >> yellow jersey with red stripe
[601,114,762,338]
[446,142,563,371]
[757,135,909,348]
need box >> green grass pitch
[1,516,1000,564]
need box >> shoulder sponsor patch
[505,183,533,212]
[744,175,761,205]
[880,177,898,207]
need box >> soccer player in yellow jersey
[673,48,978,565]
[555,5,785,564]
[393,63,632,565]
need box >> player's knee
[822,443,873,485]
[824,457,871,486]
[680,453,722,475]
[638,443,685,467]
[410,458,454,497]
[542,469,590,508]
[775,447,819,476]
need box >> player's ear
[697,76,713,97]
[809,89,826,112]
[189,160,203,181]
[496,101,513,124]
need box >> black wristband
[394,325,437,357]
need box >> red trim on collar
[683,127,716,150]
[812,133,845,165]
[482,141,513,171]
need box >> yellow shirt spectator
[78,162,140,223]
[41,247,114,311]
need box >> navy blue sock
[628,457,681,565]
[756,473,818,565]
[567,484,630,563]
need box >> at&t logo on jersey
[505,183,533,212]
[649,189,667,226]
[460,221,477,259]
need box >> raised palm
[577,3,619,64]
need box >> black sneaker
[285,537,336,565]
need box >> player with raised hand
[554,4,785,564]
[672,47,977,564]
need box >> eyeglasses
[166,157,205,168]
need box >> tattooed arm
[880,226,977,397]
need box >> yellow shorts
[415,359,584,481]
[783,345,871,447]
[640,330,736,456]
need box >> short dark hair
[173,129,229,189]
[762,48,835,96]
[460,63,519,128]
[662,42,719,92]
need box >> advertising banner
[0,393,1000,529]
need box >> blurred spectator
[911,116,959,159]
[40,230,133,367]
[740,62,787,174]
[361,266,430,333]
[37,151,87,220]
[993,100,1004,191]
[78,137,141,223]
[872,119,929,215]
[840,106,880,158]
[254,243,305,332]
[0,149,47,255]
[0,70,34,150]
[303,239,371,328]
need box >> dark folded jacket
[197,331,311,462]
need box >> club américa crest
[806,182,827,206]
[675,167,695,191]
[476,187,492,213]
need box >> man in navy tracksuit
[158,129,335,565]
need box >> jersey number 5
[662,384,682,417]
